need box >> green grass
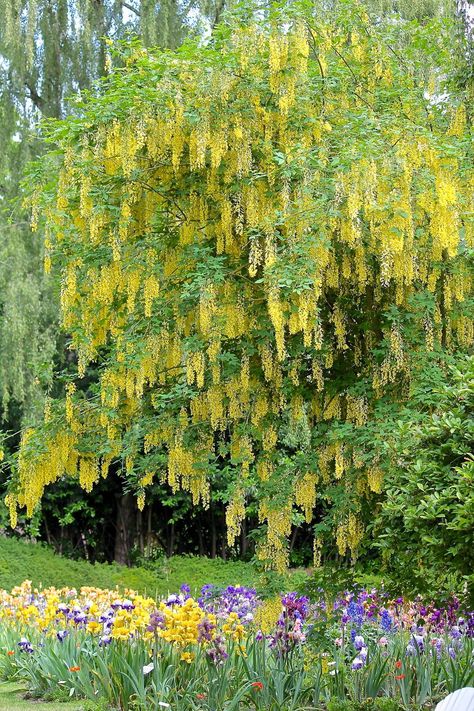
[0,535,265,597]
[0,682,86,710]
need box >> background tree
[0,0,231,424]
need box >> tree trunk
[210,507,217,559]
[197,522,204,556]
[241,518,248,557]
[114,493,135,565]
[137,508,144,555]
[146,506,153,557]
[168,522,175,557]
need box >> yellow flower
[111,626,130,640]
[222,611,246,641]
[87,621,102,634]
[180,651,195,663]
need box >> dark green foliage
[376,355,474,604]
[297,563,383,600]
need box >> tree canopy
[4,0,473,569]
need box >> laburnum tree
[5,0,473,570]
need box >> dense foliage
[7,0,473,571]
[376,355,474,602]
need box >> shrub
[0,536,261,596]
[376,356,474,605]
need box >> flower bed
[0,580,472,710]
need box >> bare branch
[25,81,44,112]
[122,1,140,17]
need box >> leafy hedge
[0,536,260,595]
[376,355,474,604]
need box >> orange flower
[196,693,206,700]
[7,651,14,656]
[251,681,264,690]
[395,674,405,681]
[395,660,402,669]
[69,666,81,672]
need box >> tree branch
[122,1,140,17]
[212,0,226,29]
[25,81,44,112]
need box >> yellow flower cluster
[253,597,283,634]
[157,598,212,646]
[14,8,473,568]
[0,580,155,641]
[222,611,245,642]
[0,580,250,658]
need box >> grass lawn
[0,683,86,711]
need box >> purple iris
[206,634,228,664]
[347,600,364,627]
[380,609,393,632]
[165,594,181,606]
[466,613,474,638]
[147,611,165,632]
[180,584,191,599]
[281,592,309,622]
[99,611,114,623]
[413,634,424,652]
[18,638,33,653]
[56,630,69,642]
[197,616,215,643]
[450,626,462,640]
[433,638,443,659]
[199,585,259,622]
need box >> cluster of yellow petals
[0,580,248,657]
[0,580,155,641]
[157,597,212,646]
[13,7,473,568]
[222,611,245,641]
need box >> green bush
[325,700,417,711]
[0,536,262,596]
[297,562,384,600]
[376,355,474,605]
